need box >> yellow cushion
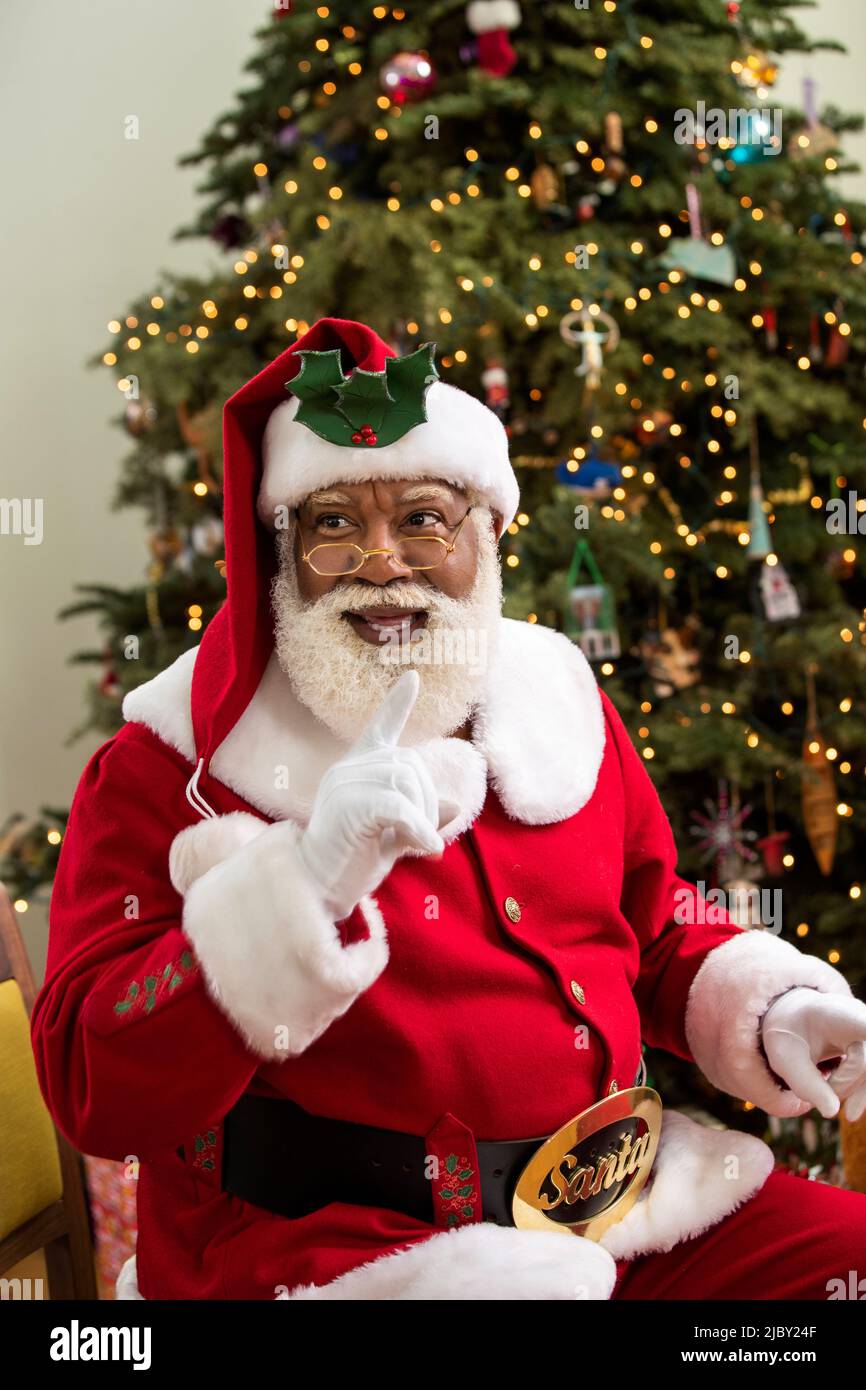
[0,979,63,1242]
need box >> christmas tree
[3,0,865,1178]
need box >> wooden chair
[0,883,97,1299]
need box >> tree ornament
[604,111,623,154]
[98,646,122,702]
[801,666,838,876]
[530,162,560,210]
[637,614,701,698]
[655,185,736,285]
[379,52,437,105]
[690,779,758,884]
[563,539,621,661]
[559,308,620,391]
[576,193,599,223]
[148,527,183,566]
[191,515,225,558]
[727,109,780,163]
[757,830,789,877]
[123,398,157,438]
[825,300,851,367]
[747,425,801,621]
[788,78,839,161]
[758,560,801,622]
[177,402,221,496]
[465,1,521,78]
[723,877,766,927]
[733,49,778,90]
[636,410,672,447]
[826,547,855,581]
[274,123,300,153]
[762,305,778,350]
[747,459,773,561]
[209,212,250,250]
[757,775,790,875]
[481,360,509,418]
[555,447,622,496]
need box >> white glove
[298,670,455,923]
[761,987,866,1121]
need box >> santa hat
[258,322,518,537]
[186,317,519,800]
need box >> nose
[351,516,414,583]
[355,548,414,583]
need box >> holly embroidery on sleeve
[192,1128,218,1172]
[113,949,198,1018]
[434,1153,479,1227]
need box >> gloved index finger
[764,1029,840,1118]
[350,670,420,753]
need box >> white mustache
[305,581,466,618]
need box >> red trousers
[613,1171,866,1300]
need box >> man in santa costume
[32,318,866,1300]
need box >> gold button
[570,980,585,1005]
[504,896,522,923]
[608,1080,619,1096]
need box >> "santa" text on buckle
[512,1086,662,1242]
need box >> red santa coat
[31,323,852,1299]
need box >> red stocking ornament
[466,1,521,77]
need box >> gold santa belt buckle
[512,1087,662,1242]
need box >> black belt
[219,1065,645,1228]
[221,1094,543,1227]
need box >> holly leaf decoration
[290,350,352,444]
[286,343,440,448]
[334,368,394,432]
[377,343,438,445]
[445,1154,458,1174]
[289,350,348,403]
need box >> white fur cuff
[171,814,388,1061]
[684,929,852,1116]
[284,1223,616,1301]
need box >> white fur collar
[122,618,605,835]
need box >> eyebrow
[397,484,462,505]
[303,483,463,508]
[304,489,355,506]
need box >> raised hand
[297,671,450,922]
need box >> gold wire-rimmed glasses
[300,505,474,577]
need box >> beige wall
[1,0,864,981]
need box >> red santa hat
[187,317,519,800]
[258,322,518,538]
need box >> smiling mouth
[343,607,429,644]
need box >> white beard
[270,511,503,744]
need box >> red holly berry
[351,432,363,444]
[365,434,378,445]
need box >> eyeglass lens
[309,536,447,575]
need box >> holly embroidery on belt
[192,1128,218,1172]
[113,949,198,1018]
[434,1153,478,1227]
